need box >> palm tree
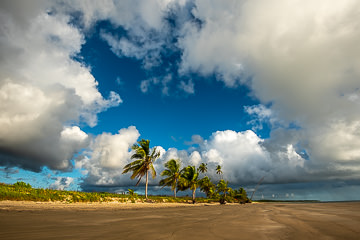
[198,162,208,176]
[216,165,223,179]
[199,176,215,198]
[234,187,249,203]
[159,159,182,198]
[122,139,160,199]
[178,166,200,203]
[217,179,230,204]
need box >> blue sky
[80,20,264,150]
[1,0,360,201]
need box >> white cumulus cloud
[78,126,140,187]
[0,1,121,171]
[50,177,74,190]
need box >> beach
[1,201,359,239]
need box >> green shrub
[14,181,32,189]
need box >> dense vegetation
[0,181,244,204]
[0,182,127,203]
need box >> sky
[1,0,360,201]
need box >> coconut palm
[234,187,249,203]
[199,176,215,198]
[178,166,200,203]
[122,139,160,199]
[159,159,182,198]
[217,179,230,204]
[198,162,208,176]
[216,165,223,179]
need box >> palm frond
[159,176,173,187]
[160,169,172,176]
[135,176,143,186]
[122,159,144,174]
[149,164,156,178]
[150,147,160,161]
[139,139,150,156]
[131,152,145,160]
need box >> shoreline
[2,199,360,211]
[0,200,222,211]
[1,199,359,206]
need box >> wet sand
[1,201,360,239]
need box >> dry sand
[1,201,360,240]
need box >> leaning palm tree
[198,162,208,176]
[122,139,160,199]
[159,159,182,198]
[178,166,200,203]
[216,165,223,179]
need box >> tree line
[122,139,250,204]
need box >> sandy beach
[1,201,359,240]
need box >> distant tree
[233,187,249,203]
[198,163,208,176]
[123,139,160,199]
[216,165,223,179]
[178,166,200,203]
[159,159,182,198]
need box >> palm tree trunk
[192,188,196,204]
[145,170,148,199]
[174,179,177,198]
